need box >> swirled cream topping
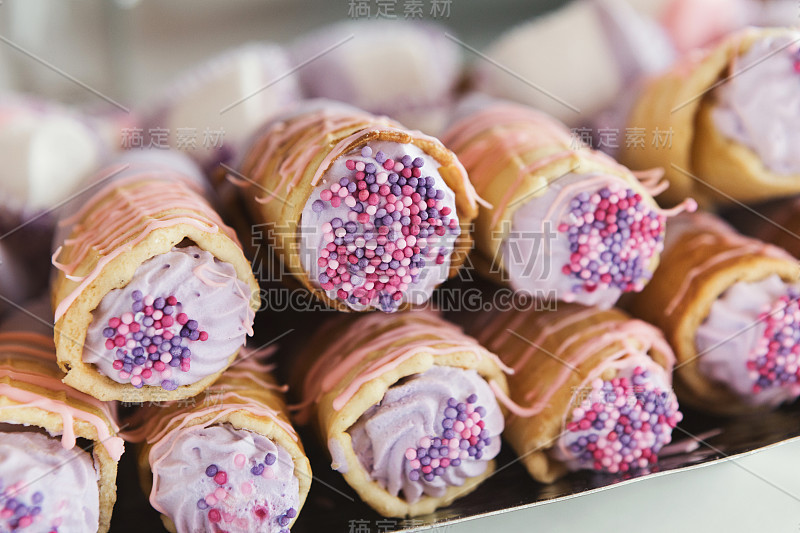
[152,424,300,533]
[347,366,503,503]
[0,429,99,532]
[84,245,253,391]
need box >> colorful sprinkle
[0,487,49,531]
[404,394,491,483]
[102,292,208,390]
[199,457,294,532]
[312,147,460,311]
[562,366,681,474]
[748,290,800,394]
[558,184,665,295]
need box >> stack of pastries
[0,5,798,532]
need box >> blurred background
[0,0,668,105]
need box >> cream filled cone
[0,325,124,532]
[131,357,310,533]
[441,98,694,309]
[291,310,510,517]
[470,304,679,483]
[629,212,800,414]
[51,153,260,402]
[620,27,800,207]
[233,101,478,313]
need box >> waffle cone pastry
[0,305,124,533]
[291,310,510,517]
[130,355,310,533]
[441,97,695,309]
[51,151,260,402]
[629,212,800,415]
[232,101,479,313]
[471,304,680,483]
[619,27,800,207]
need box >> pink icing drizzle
[237,107,483,209]
[293,311,512,425]
[441,102,695,230]
[475,310,674,420]
[120,356,297,513]
[53,175,241,322]
[0,332,124,460]
[663,215,793,316]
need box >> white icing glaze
[0,96,104,214]
[145,43,300,169]
[291,20,461,133]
